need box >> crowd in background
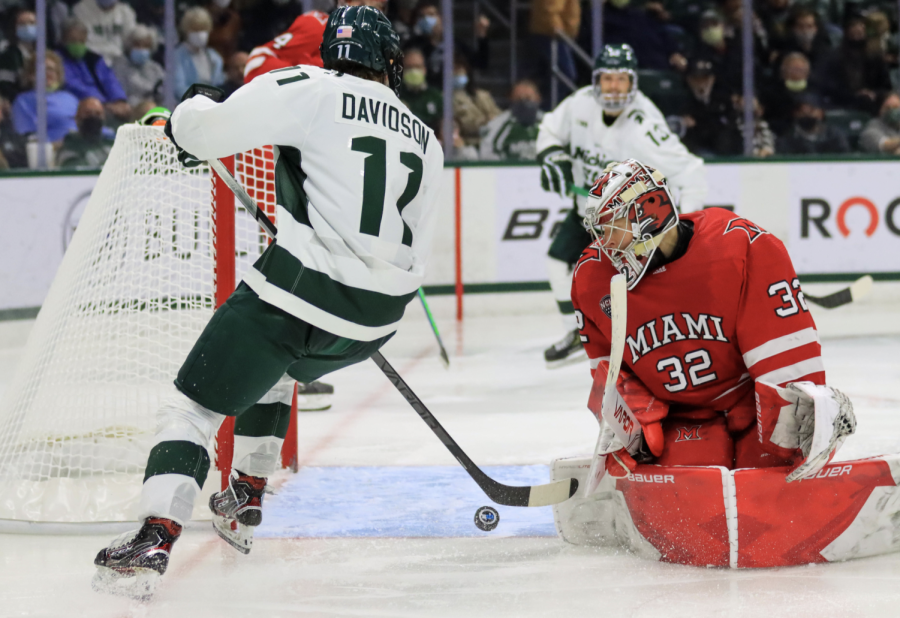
[0,0,898,170]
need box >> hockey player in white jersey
[537,44,707,366]
[92,6,443,599]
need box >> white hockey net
[0,125,277,525]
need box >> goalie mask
[583,159,678,289]
[592,44,638,114]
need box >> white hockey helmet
[583,159,679,289]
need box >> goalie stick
[585,274,629,495]
[209,158,578,507]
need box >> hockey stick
[417,288,450,368]
[210,158,578,507]
[803,275,873,309]
[585,274,629,495]
[371,351,578,506]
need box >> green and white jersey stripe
[170,65,444,340]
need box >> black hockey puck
[474,506,499,531]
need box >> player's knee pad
[546,256,574,302]
[153,390,227,450]
[655,415,734,469]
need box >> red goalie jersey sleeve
[571,208,824,414]
[244,11,328,83]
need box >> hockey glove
[180,83,226,103]
[538,146,574,198]
[755,381,856,482]
[163,117,202,168]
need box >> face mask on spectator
[510,99,539,126]
[609,0,630,7]
[66,43,87,59]
[96,0,117,9]
[453,73,468,89]
[187,31,209,49]
[883,107,900,127]
[80,116,104,138]
[417,15,438,35]
[403,68,426,88]
[784,78,806,92]
[213,0,232,8]
[130,48,151,65]
[794,29,816,46]
[797,115,819,131]
[701,25,724,46]
[17,24,37,42]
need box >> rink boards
[552,455,900,568]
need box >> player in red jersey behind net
[572,159,856,482]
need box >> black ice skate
[543,328,587,368]
[296,380,334,411]
[209,470,268,554]
[92,517,182,601]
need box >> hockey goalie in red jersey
[572,159,857,483]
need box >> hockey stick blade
[804,275,873,309]
[371,351,578,506]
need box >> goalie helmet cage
[0,125,297,530]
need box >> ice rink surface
[2,293,900,617]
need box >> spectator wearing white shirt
[72,0,137,63]
[173,7,224,99]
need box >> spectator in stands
[221,51,248,98]
[763,51,819,136]
[12,51,79,143]
[173,7,224,99]
[479,79,543,161]
[678,57,732,156]
[388,0,417,44]
[864,10,895,66]
[59,18,131,122]
[603,0,686,72]
[826,15,891,115]
[715,95,776,157]
[0,10,37,102]
[407,0,490,89]
[528,0,579,99]
[452,54,500,147]
[72,0,137,62]
[693,10,742,95]
[112,25,165,108]
[57,96,115,168]
[438,118,478,160]
[759,0,792,53]
[398,47,442,131]
[204,0,242,61]
[860,92,900,155]
[777,93,849,155]
[0,96,27,168]
[773,7,833,83]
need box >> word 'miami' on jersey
[626,313,730,364]
[340,93,430,154]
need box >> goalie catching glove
[755,381,856,482]
[587,360,668,478]
[164,83,227,169]
[538,146,574,199]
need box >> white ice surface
[2,293,900,617]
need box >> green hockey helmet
[320,6,403,95]
[592,44,638,113]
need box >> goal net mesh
[0,125,276,524]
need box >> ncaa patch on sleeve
[600,294,612,319]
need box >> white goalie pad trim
[742,327,819,368]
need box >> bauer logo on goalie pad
[600,294,612,319]
[625,473,675,483]
[674,425,702,442]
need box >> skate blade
[545,348,588,370]
[212,513,253,554]
[92,566,160,602]
[296,393,332,412]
